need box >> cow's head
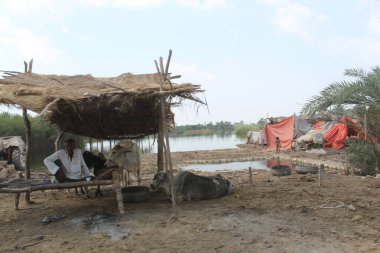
[105,145,127,167]
[227,180,234,194]
[151,171,170,194]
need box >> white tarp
[247,130,266,145]
[0,136,26,151]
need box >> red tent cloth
[266,115,294,150]
[323,123,348,149]
[312,121,326,132]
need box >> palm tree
[302,67,380,137]
[302,67,380,114]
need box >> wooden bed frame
[0,171,126,214]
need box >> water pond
[178,159,294,172]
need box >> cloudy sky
[1,0,380,125]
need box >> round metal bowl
[121,186,151,203]
[271,165,291,176]
[295,165,318,174]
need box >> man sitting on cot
[44,139,94,183]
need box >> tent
[266,114,365,150]
[265,115,295,150]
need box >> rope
[297,199,346,210]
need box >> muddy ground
[0,145,379,253]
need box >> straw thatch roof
[0,71,205,139]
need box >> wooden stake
[249,167,253,184]
[319,164,324,187]
[344,150,348,175]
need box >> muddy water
[178,159,293,172]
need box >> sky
[1,0,380,125]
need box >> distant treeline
[0,113,267,149]
[0,113,84,151]
[174,119,267,137]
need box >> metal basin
[271,165,291,176]
[121,186,151,203]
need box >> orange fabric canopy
[323,123,348,149]
[265,115,294,150]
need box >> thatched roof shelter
[0,71,205,139]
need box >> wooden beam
[169,75,181,80]
[40,98,60,116]
[55,130,64,152]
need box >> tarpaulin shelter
[266,114,366,151]
[265,115,295,150]
[323,123,347,149]
[294,115,312,137]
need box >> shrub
[234,124,261,138]
[346,138,380,176]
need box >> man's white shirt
[44,148,92,180]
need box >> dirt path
[0,146,379,253]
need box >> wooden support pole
[23,59,33,204]
[157,119,164,172]
[155,53,177,212]
[113,171,125,214]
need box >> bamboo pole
[157,116,164,172]
[154,52,177,212]
[23,59,33,204]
